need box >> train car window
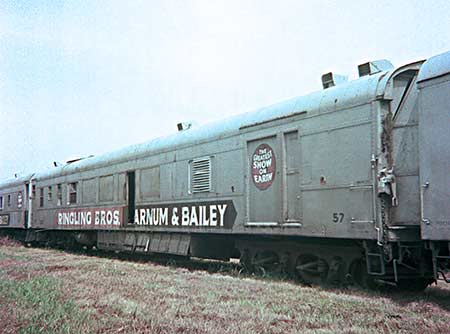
[0,196,3,210]
[47,186,52,202]
[68,183,78,205]
[140,166,160,199]
[99,175,114,202]
[83,178,97,204]
[7,194,11,207]
[17,191,23,208]
[57,184,62,206]
[189,157,212,193]
[39,188,44,207]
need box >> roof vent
[358,59,394,77]
[177,121,194,132]
[190,157,212,193]
[66,155,94,164]
[321,72,348,89]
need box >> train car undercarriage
[1,228,438,291]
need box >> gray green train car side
[1,50,450,289]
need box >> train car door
[127,171,135,224]
[28,181,35,228]
[283,131,301,223]
[23,182,29,228]
[247,136,281,224]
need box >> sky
[1,0,449,180]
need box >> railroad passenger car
[1,50,450,289]
[0,175,31,237]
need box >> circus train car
[0,175,31,238]
[1,50,450,290]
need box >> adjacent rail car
[0,175,32,238]
[1,50,450,289]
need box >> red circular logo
[251,143,276,190]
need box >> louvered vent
[190,157,211,193]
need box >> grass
[0,275,91,334]
[0,241,450,333]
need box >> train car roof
[417,50,450,83]
[0,174,34,189]
[7,69,394,183]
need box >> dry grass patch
[0,236,22,247]
[0,243,449,333]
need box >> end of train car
[416,51,450,284]
[0,175,33,240]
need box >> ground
[0,238,449,334]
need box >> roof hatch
[358,59,393,77]
[321,72,348,89]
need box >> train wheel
[239,248,253,273]
[295,254,329,285]
[252,251,281,278]
[349,259,378,289]
[328,256,344,285]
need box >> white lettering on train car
[133,204,228,227]
[251,143,276,190]
[55,202,235,229]
[56,207,122,228]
